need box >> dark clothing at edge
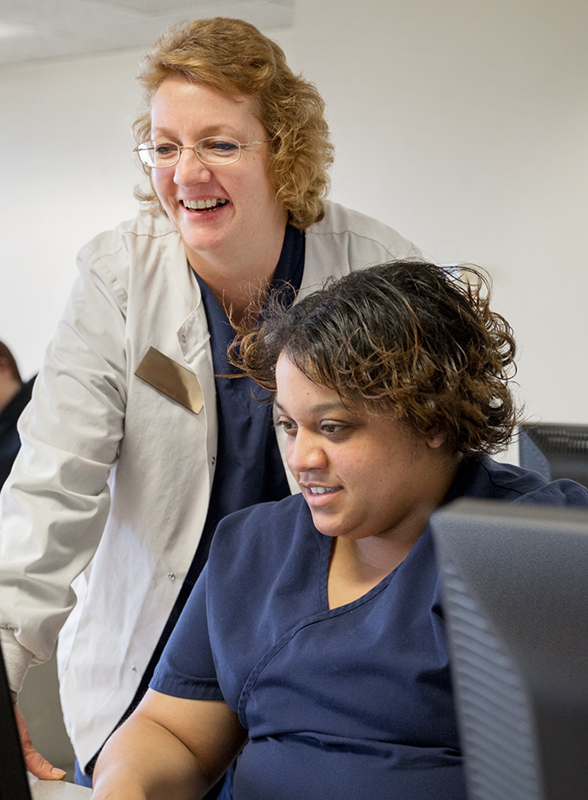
[0,376,36,489]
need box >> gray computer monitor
[519,423,588,488]
[431,499,588,800]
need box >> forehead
[275,354,348,411]
[151,76,262,133]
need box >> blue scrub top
[164,222,304,630]
[152,457,588,800]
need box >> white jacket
[0,200,420,766]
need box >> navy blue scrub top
[192,222,305,558]
[151,457,588,800]
[173,222,304,617]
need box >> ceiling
[0,0,293,69]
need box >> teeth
[183,199,228,210]
[309,487,335,494]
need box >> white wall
[0,50,143,375]
[1,0,587,426]
[295,0,588,425]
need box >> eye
[321,423,342,434]
[320,421,351,437]
[201,138,240,157]
[153,142,178,158]
[276,418,297,436]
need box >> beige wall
[1,0,587,426]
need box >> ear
[425,432,446,450]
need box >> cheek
[234,174,261,205]
[151,171,172,203]
[151,174,164,196]
[284,437,296,470]
[242,165,277,205]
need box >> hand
[14,702,67,780]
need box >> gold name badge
[135,347,203,414]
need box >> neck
[187,216,288,325]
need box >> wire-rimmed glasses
[133,136,271,168]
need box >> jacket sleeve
[0,240,129,669]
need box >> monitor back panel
[431,499,588,800]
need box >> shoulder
[307,200,422,259]
[461,456,588,507]
[77,209,182,279]
[302,201,422,290]
[82,207,177,250]
[207,495,317,579]
[513,477,588,508]
[73,209,184,307]
[213,494,313,550]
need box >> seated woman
[91,261,588,800]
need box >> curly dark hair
[231,261,521,456]
[132,17,333,229]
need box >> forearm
[92,714,212,800]
[93,691,246,800]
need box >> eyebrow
[275,400,347,416]
[150,124,241,139]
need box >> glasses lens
[196,137,241,165]
[137,142,180,168]
[136,143,154,167]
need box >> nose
[173,146,213,186]
[286,429,328,475]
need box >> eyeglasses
[133,136,271,168]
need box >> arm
[1,630,66,779]
[92,690,247,800]
[0,257,127,651]
[0,244,128,776]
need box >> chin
[309,517,339,539]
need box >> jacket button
[168,572,176,581]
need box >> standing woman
[0,17,420,787]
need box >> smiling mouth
[181,199,229,212]
[308,487,338,495]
